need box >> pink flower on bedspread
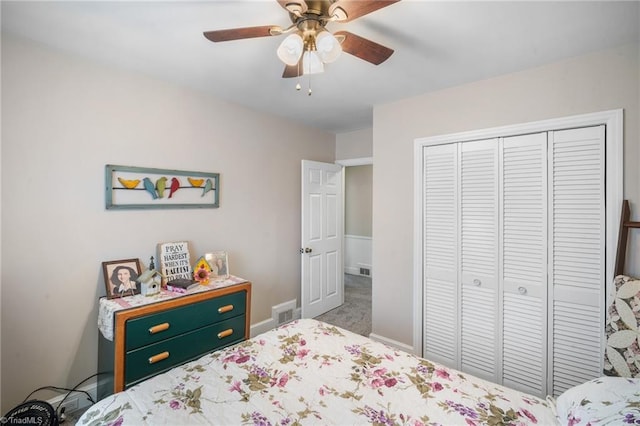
[519,408,537,423]
[107,416,124,426]
[169,400,181,410]
[373,367,387,377]
[567,414,581,426]
[277,373,289,387]
[385,377,398,387]
[371,378,384,388]
[296,348,309,359]
[229,381,242,393]
[223,349,251,364]
[431,382,443,392]
[435,368,451,379]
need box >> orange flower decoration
[194,266,211,285]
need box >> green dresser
[98,281,251,398]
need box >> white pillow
[555,376,640,425]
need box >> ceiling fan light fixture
[315,31,342,63]
[302,50,324,75]
[277,33,304,66]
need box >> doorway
[319,158,372,335]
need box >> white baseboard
[46,381,97,415]
[368,333,416,355]
[344,266,360,275]
[250,308,302,338]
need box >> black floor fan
[3,400,59,426]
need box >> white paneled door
[301,160,344,318]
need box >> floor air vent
[278,309,293,325]
[273,300,297,326]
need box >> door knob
[299,247,312,253]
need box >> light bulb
[315,31,342,63]
[302,51,324,75]
[277,34,303,66]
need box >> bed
[78,319,639,425]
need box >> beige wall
[336,128,373,160]
[345,165,372,237]
[372,43,640,349]
[0,35,335,411]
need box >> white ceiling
[2,1,638,134]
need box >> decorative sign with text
[158,241,192,284]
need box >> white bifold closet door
[422,125,605,398]
[500,133,548,396]
[459,139,500,382]
[548,126,605,396]
[423,143,459,367]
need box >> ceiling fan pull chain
[308,75,312,96]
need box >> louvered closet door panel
[549,125,605,397]
[423,143,458,366]
[500,133,548,397]
[460,139,499,381]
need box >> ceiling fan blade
[329,0,400,22]
[334,31,394,65]
[203,25,279,42]
[282,60,302,78]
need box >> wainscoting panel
[344,235,372,276]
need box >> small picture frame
[102,258,142,299]
[205,251,229,280]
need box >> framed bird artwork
[105,164,220,210]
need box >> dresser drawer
[124,315,246,387]
[125,291,246,351]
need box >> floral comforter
[79,319,557,425]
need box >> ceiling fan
[203,0,400,79]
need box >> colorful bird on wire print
[188,177,204,187]
[202,178,214,197]
[168,177,180,198]
[156,177,168,198]
[117,177,140,189]
[143,177,158,199]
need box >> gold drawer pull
[217,329,233,339]
[148,323,170,334]
[148,351,169,364]
[218,304,234,314]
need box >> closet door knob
[473,279,481,286]
[518,286,527,295]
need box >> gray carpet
[314,273,372,337]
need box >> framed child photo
[102,258,142,299]
[205,251,229,280]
